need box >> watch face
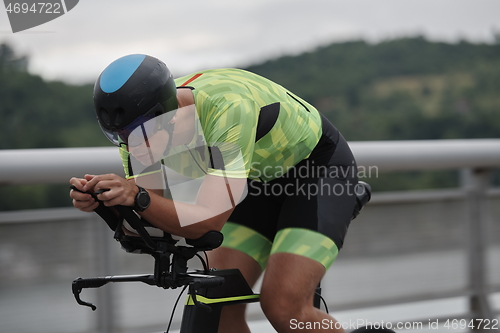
[136,189,150,210]
[138,193,149,206]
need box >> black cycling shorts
[220,114,358,270]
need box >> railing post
[461,168,494,332]
[91,214,118,333]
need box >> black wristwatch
[133,185,150,212]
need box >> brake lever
[72,278,97,311]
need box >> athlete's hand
[69,176,99,212]
[84,174,139,207]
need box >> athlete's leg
[208,247,263,333]
[257,127,356,333]
[210,179,278,333]
[260,252,345,333]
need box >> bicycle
[71,181,395,333]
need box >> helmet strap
[162,121,175,157]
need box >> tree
[0,43,28,73]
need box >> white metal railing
[0,139,499,333]
[1,139,500,185]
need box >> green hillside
[1,37,499,210]
[246,37,500,141]
[0,44,108,149]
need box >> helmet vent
[114,108,125,126]
[99,108,110,126]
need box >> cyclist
[70,54,358,333]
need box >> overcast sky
[1,0,499,84]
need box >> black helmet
[94,54,178,146]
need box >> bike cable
[165,284,189,333]
[202,251,209,268]
[194,252,209,273]
[315,292,329,314]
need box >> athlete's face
[126,105,197,166]
[127,127,170,166]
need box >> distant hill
[1,37,500,210]
[2,37,499,151]
[245,37,500,141]
[0,44,107,150]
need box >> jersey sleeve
[203,98,260,179]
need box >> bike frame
[179,268,260,333]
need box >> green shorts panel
[221,223,339,270]
[270,228,339,269]
[220,222,272,270]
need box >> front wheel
[351,326,396,333]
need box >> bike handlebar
[69,185,224,252]
[70,186,226,311]
[72,273,224,311]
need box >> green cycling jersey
[120,68,322,182]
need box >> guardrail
[0,139,499,332]
[1,139,500,185]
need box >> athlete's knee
[261,301,311,331]
[260,284,311,330]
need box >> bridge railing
[0,139,499,332]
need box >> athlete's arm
[81,173,246,239]
[142,174,246,239]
